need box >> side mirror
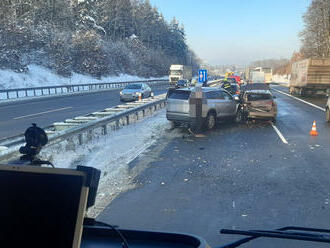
[234,96,240,101]
[273,95,277,99]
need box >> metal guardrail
[0,79,168,100]
[0,95,166,162]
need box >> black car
[176,79,189,88]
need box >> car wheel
[326,108,330,122]
[171,121,180,128]
[235,110,243,123]
[205,112,216,130]
[271,117,277,123]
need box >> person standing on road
[221,79,231,91]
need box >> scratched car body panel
[242,90,277,119]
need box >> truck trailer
[169,65,192,87]
[290,58,330,95]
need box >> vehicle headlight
[120,91,123,95]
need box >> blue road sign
[198,69,207,83]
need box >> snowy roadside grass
[42,109,172,217]
[273,74,289,84]
[0,64,167,90]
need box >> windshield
[1,1,329,248]
[170,70,183,75]
[125,84,142,89]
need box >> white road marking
[272,88,326,112]
[271,123,288,144]
[13,107,73,120]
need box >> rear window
[247,93,272,101]
[168,90,191,100]
[125,84,142,89]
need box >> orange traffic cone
[310,121,318,136]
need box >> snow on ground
[0,64,167,89]
[273,74,289,84]
[42,109,178,217]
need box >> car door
[206,90,226,118]
[142,84,148,97]
[222,91,237,116]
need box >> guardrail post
[115,120,120,129]
[55,88,57,94]
[16,91,19,98]
[126,115,130,125]
[48,88,50,95]
[7,92,9,99]
[25,90,27,97]
[41,89,44,95]
[78,133,83,145]
[102,125,107,135]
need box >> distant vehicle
[120,83,151,101]
[228,76,241,84]
[249,71,265,84]
[226,77,237,84]
[169,64,192,87]
[326,96,330,122]
[176,79,190,88]
[166,87,240,130]
[238,89,277,122]
[290,58,330,95]
[245,67,272,83]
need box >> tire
[235,110,243,123]
[326,108,330,122]
[271,117,277,123]
[204,112,216,130]
[171,121,180,128]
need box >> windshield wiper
[218,226,330,248]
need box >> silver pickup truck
[166,87,240,130]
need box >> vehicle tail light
[266,100,273,105]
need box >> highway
[0,85,167,139]
[98,85,330,247]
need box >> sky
[149,0,311,66]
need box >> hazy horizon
[150,0,311,66]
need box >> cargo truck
[249,71,265,84]
[169,65,192,87]
[290,58,330,95]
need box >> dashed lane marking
[271,123,288,144]
[13,107,73,120]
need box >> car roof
[244,90,272,94]
[175,87,224,92]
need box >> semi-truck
[169,65,192,86]
[290,58,330,95]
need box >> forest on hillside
[0,0,200,78]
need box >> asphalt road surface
[0,85,167,139]
[98,86,330,247]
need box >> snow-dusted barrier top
[0,94,166,163]
[0,79,168,100]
